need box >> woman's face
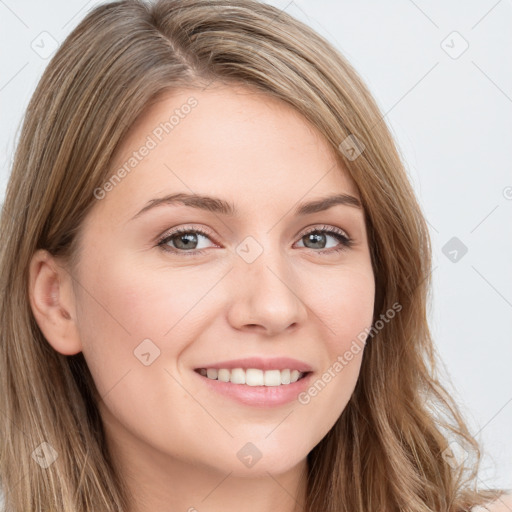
[46,85,375,477]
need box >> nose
[226,244,308,336]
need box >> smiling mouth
[194,367,311,387]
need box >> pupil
[176,233,197,249]
[306,232,325,249]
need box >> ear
[28,249,83,355]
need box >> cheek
[295,267,374,427]
[307,266,375,349]
[73,249,219,389]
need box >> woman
[0,0,509,510]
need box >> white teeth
[264,370,281,386]
[230,368,246,384]
[217,369,230,382]
[246,368,264,386]
[198,367,306,386]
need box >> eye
[156,224,354,256]
[157,226,217,255]
[295,225,354,254]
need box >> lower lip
[194,370,314,408]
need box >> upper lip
[194,357,313,373]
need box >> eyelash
[156,224,354,256]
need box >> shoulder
[472,493,512,512]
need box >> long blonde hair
[0,0,505,510]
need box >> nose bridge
[235,231,288,285]
[227,232,308,333]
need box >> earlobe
[28,249,82,356]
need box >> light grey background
[1,0,511,492]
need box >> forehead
[94,84,361,223]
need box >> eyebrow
[130,191,362,221]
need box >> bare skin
[29,83,376,512]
